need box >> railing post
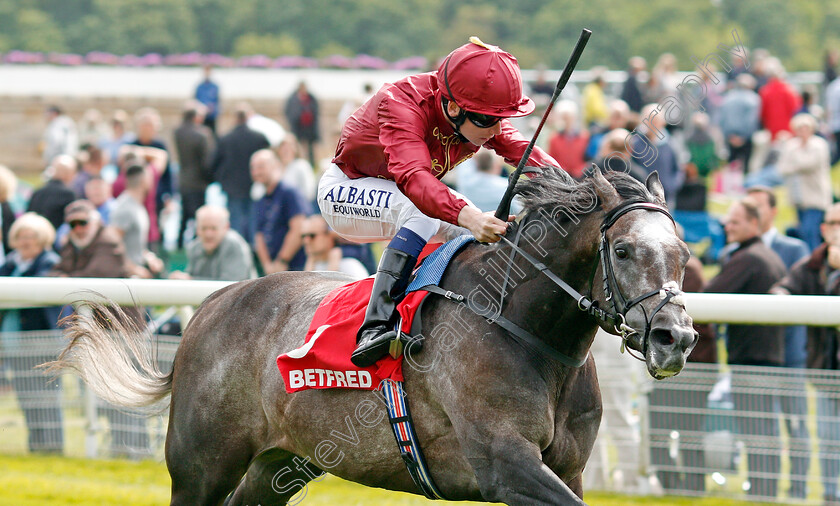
[77,304,100,458]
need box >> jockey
[319,37,560,367]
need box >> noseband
[497,199,684,363]
[596,201,684,360]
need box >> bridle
[495,199,685,364]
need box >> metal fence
[588,330,840,505]
[3,326,840,503]
[0,329,178,460]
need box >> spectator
[285,81,320,167]
[212,105,269,242]
[777,113,833,251]
[759,58,802,141]
[685,112,721,178]
[581,67,609,128]
[129,107,172,249]
[0,212,63,454]
[700,64,726,125]
[825,73,840,164]
[620,56,646,114]
[113,145,166,248]
[194,64,220,135]
[743,186,811,499]
[111,164,163,278]
[50,200,140,279]
[772,202,840,505]
[49,199,149,458]
[0,164,18,255]
[632,103,683,205]
[72,145,106,197]
[277,134,316,202]
[301,215,368,280]
[594,128,641,179]
[174,100,215,249]
[643,66,668,106]
[41,105,78,165]
[83,177,116,225]
[27,154,78,230]
[746,185,811,280]
[250,149,310,274]
[98,109,132,167]
[455,149,510,213]
[825,49,839,88]
[56,176,118,249]
[238,101,286,148]
[677,112,719,212]
[77,108,109,147]
[585,99,630,162]
[528,64,555,103]
[338,83,376,130]
[726,46,751,87]
[705,198,787,499]
[169,205,254,281]
[718,73,761,174]
[548,100,589,178]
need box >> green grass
[0,454,763,505]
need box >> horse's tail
[43,299,172,412]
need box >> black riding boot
[351,248,418,367]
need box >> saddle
[276,235,476,393]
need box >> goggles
[464,110,502,128]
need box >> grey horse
[47,167,696,505]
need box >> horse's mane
[513,166,657,220]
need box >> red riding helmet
[438,36,535,117]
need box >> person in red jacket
[319,37,560,366]
[759,57,802,140]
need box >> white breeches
[317,164,471,244]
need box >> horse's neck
[462,220,602,361]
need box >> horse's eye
[615,247,629,259]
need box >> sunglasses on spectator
[301,231,327,240]
[68,220,88,228]
[464,110,502,129]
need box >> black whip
[495,28,592,219]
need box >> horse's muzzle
[647,324,697,379]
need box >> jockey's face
[445,101,504,147]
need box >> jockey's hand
[457,206,512,243]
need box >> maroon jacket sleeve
[486,121,561,170]
[378,94,468,225]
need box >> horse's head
[589,168,697,379]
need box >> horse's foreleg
[225,449,325,506]
[466,437,586,506]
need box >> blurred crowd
[1,47,840,492]
[523,48,840,503]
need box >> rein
[491,199,682,364]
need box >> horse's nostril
[651,328,675,347]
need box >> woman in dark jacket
[0,212,63,453]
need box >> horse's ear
[646,171,667,204]
[590,165,621,210]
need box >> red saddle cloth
[276,244,440,393]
